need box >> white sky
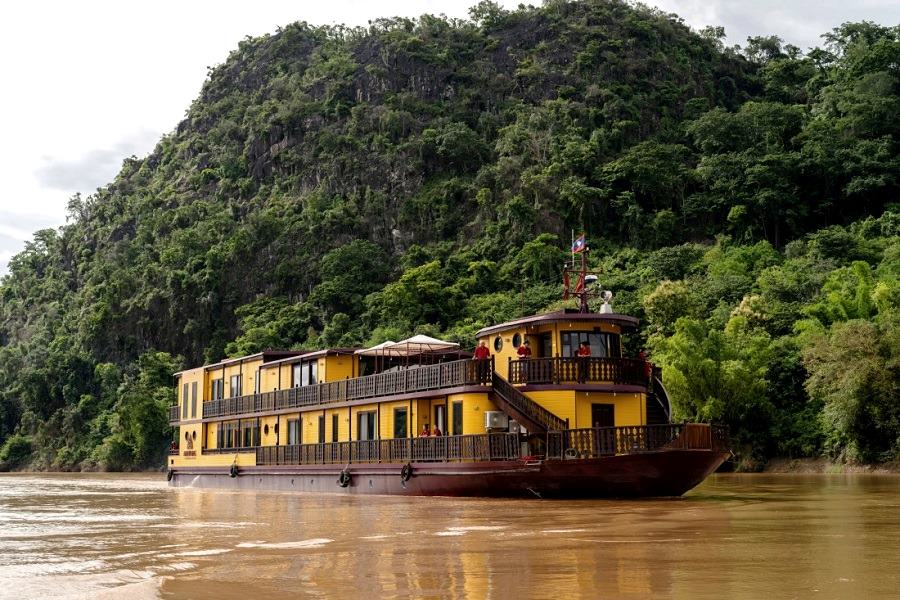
[0,0,897,275]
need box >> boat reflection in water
[4,473,899,599]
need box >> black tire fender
[229,463,239,478]
[337,469,351,488]
[400,463,413,482]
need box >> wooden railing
[201,358,491,419]
[491,373,567,432]
[508,357,649,386]
[546,424,729,459]
[255,433,521,465]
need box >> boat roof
[475,310,639,338]
[357,334,459,356]
[174,350,304,375]
[258,348,358,369]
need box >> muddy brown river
[0,473,898,599]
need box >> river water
[0,473,898,599]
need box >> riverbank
[763,457,900,474]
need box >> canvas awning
[387,334,459,356]
[356,335,459,357]
[354,341,396,356]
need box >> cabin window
[191,382,198,418]
[560,332,619,358]
[219,420,240,449]
[493,336,503,352]
[254,370,260,394]
[394,408,408,439]
[287,419,300,445]
[211,378,224,401]
[181,383,188,419]
[230,374,242,398]
[357,411,377,441]
[295,361,318,387]
[332,414,339,442]
[512,333,521,348]
[318,415,326,443]
[240,419,259,447]
[452,402,463,436]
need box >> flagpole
[571,229,575,270]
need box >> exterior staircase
[490,372,567,433]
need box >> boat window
[211,378,224,401]
[357,411,377,441]
[181,383,188,419]
[332,414,339,442]
[452,402,463,436]
[493,336,503,352]
[512,333,521,348]
[318,415,326,443]
[287,419,300,445]
[394,408,408,439]
[560,332,619,358]
[300,361,318,386]
[191,382,197,418]
[229,374,242,398]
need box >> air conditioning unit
[484,411,509,431]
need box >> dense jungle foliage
[0,0,898,471]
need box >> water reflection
[0,473,898,598]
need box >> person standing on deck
[577,340,591,383]
[420,424,431,437]
[517,339,532,383]
[473,341,491,382]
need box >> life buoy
[166,469,174,482]
[337,469,351,488]
[400,463,413,482]
[229,463,239,478]
[563,448,579,460]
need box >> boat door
[539,333,552,358]
[434,405,446,435]
[591,404,615,428]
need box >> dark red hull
[169,448,727,498]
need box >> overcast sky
[0,1,897,275]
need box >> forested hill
[1,0,898,471]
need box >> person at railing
[432,425,442,436]
[516,339,531,358]
[420,423,431,437]
[473,340,491,382]
[638,349,653,382]
[577,341,591,383]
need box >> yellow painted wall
[177,367,204,420]
[170,450,256,469]
[259,415,279,446]
[446,392,497,435]
[574,391,645,428]
[325,406,351,442]
[379,400,414,439]
[523,390,576,426]
[324,354,354,382]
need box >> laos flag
[572,234,587,254]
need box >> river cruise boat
[167,258,729,497]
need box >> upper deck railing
[193,358,491,421]
[508,356,648,386]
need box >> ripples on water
[0,473,899,599]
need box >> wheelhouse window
[357,411,377,441]
[229,374,242,398]
[560,332,620,358]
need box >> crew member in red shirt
[473,340,491,381]
[516,339,532,358]
[577,341,591,383]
